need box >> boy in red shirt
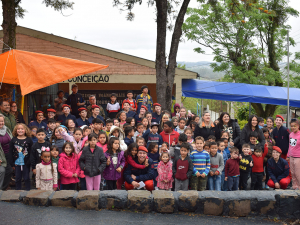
[251,145,268,190]
[225,147,241,191]
[160,121,180,147]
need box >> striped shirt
[190,149,211,176]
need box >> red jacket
[58,152,80,184]
[160,130,180,146]
[252,144,268,173]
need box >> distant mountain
[178,61,225,80]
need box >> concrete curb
[1,189,300,219]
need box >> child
[262,127,274,145]
[106,119,114,136]
[88,105,105,125]
[59,127,83,154]
[83,126,92,139]
[190,136,210,191]
[92,118,104,136]
[126,117,136,128]
[225,147,241,191]
[136,136,145,147]
[103,137,125,190]
[239,144,253,190]
[221,131,232,150]
[147,142,160,188]
[190,122,197,133]
[172,117,179,129]
[118,111,127,127]
[30,126,38,144]
[46,118,56,142]
[31,128,51,175]
[175,118,187,134]
[50,127,66,154]
[79,133,107,190]
[106,93,120,119]
[160,142,169,154]
[124,126,135,146]
[76,107,89,127]
[55,121,61,128]
[145,112,153,127]
[58,142,80,190]
[251,145,268,190]
[122,90,137,112]
[65,119,76,135]
[156,152,173,191]
[169,133,193,161]
[221,137,231,159]
[249,131,259,152]
[208,142,224,191]
[173,143,193,191]
[122,100,136,119]
[50,145,60,189]
[203,141,210,153]
[217,139,228,191]
[184,127,194,144]
[133,123,144,142]
[113,118,120,127]
[36,147,58,190]
[207,135,216,143]
[135,105,147,125]
[141,117,149,130]
[109,125,127,151]
[160,121,180,147]
[144,123,163,148]
[10,123,33,191]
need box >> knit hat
[138,146,148,153]
[276,115,284,121]
[272,146,282,153]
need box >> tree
[1,0,73,97]
[289,52,300,87]
[183,0,298,118]
[112,0,194,111]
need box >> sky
[0,0,299,62]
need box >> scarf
[0,125,7,136]
[41,160,51,165]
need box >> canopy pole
[21,95,24,114]
[287,30,290,125]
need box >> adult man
[0,100,16,132]
[28,111,47,129]
[136,85,153,114]
[152,103,162,124]
[124,146,154,191]
[273,115,290,159]
[54,90,66,116]
[66,84,85,118]
[86,95,106,119]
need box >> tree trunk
[1,0,17,98]
[251,103,277,118]
[155,0,190,112]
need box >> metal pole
[287,30,290,125]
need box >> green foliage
[177,63,186,69]
[237,105,255,121]
[238,120,248,130]
[42,0,74,11]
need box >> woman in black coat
[240,115,265,149]
[217,112,241,148]
[194,111,220,140]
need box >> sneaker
[155,186,159,190]
[265,184,269,190]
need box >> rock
[153,190,175,213]
[204,197,224,216]
[198,191,224,214]
[247,191,276,216]
[99,190,128,210]
[127,190,153,213]
[76,190,100,210]
[227,192,251,217]
[275,190,300,218]
[0,190,3,198]
[51,190,77,207]
[23,190,53,206]
[0,190,24,202]
[177,191,198,212]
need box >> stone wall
[1,189,300,219]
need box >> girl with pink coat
[58,142,80,190]
[156,152,173,190]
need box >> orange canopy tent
[0,49,108,96]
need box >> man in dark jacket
[66,84,85,118]
[273,115,290,159]
[124,146,155,191]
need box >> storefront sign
[64,75,109,83]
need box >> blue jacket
[88,115,105,125]
[273,126,290,155]
[124,157,154,184]
[28,120,47,129]
[126,111,136,118]
[57,113,76,126]
[151,112,161,124]
[76,117,90,127]
[124,136,134,146]
[136,94,153,114]
[144,132,163,148]
[267,157,290,183]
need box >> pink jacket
[81,136,108,152]
[156,161,174,190]
[58,153,80,184]
[288,131,300,158]
[60,130,83,154]
[77,151,85,178]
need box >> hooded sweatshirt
[172,103,181,117]
[109,125,127,151]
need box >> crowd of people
[0,83,298,193]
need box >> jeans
[208,174,221,191]
[15,165,30,191]
[174,179,189,191]
[153,169,158,187]
[227,176,239,191]
[80,178,86,190]
[221,172,227,191]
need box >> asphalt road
[0,202,283,225]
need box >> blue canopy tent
[182,79,300,107]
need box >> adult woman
[240,115,265,149]
[9,101,25,124]
[194,112,220,140]
[217,112,241,148]
[0,114,13,190]
[266,117,274,138]
[267,146,290,190]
